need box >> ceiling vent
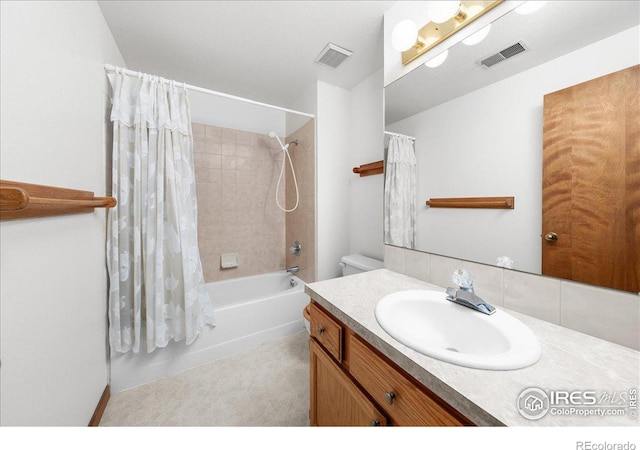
[315,43,353,68]
[478,42,528,69]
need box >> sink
[374,290,541,370]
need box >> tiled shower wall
[193,123,286,282]
[285,119,316,283]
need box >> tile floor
[100,332,310,426]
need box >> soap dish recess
[220,253,239,269]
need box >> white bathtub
[110,271,309,393]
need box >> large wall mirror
[384,1,639,292]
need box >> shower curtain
[107,70,214,353]
[384,134,417,249]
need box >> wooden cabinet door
[310,339,387,427]
[542,65,639,292]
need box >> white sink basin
[375,290,541,370]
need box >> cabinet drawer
[348,333,464,426]
[310,302,343,362]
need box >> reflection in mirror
[383,132,417,249]
[384,1,639,292]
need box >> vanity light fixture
[462,23,492,45]
[515,1,548,15]
[392,0,503,66]
[424,50,449,68]
[427,1,467,24]
[422,36,449,68]
[462,5,492,45]
[391,19,419,52]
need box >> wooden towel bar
[425,196,514,209]
[353,160,384,177]
[0,180,116,220]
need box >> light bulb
[462,23,491,45]
[391,19,418,52]
[427,1,461,24]
[424,50,448,68]
[515,1,548,15]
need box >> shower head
[268,131,289,151]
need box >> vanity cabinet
[310,339,388,426]
[309,301,472,426]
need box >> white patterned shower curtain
[107,70,214,354]
[384,134,417,249]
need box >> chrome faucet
[289,240,301,257]
[445,288,496,315]
[286,266,300,274]
[446,269,495,315]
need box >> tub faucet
[286,266,300,274]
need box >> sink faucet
[445,288,496,315]
[446,270,495,315]
[286,266,300,274]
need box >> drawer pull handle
[384,391,396,405]
[369,419,381,426]
[316,326,325,334]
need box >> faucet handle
[289,240,301,256]
[452,269,473,292]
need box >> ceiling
[98,1,394,110]
[385,1,640,124]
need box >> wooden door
[309,339,387,426]
[542,65,639,292]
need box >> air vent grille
[315,43,353,68]
[479,41,528,69]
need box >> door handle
[544,232,558,242]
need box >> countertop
[305,269,640,426]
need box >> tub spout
[286,266,300,274]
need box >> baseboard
[88,385,110,426]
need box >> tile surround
[285,119,316,283]
[429,254,462,289]
[385,245,640,350]
[383,245,404,273]
[561,281,640,349]
[194,120,316,284]
[194,122,285,282]
[503,269,561,325]
[403,249,430,282]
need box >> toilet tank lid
[340,254,384,271]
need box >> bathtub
[110,271,309,393]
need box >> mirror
[384,1,639,292]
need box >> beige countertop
[305,269,640,426]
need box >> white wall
[316,82,352,280]
[388,26,640,274]
[190,90,286,136]
[294,72,385,280]
[286,82,317,136]
[0,1,124,425]
[348,69,385,261]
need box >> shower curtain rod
[385,131,416,141]
[104,64,315,119]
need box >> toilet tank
[340,254,384,276]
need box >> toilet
[339,254,384,276]
[303,254,384,334]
